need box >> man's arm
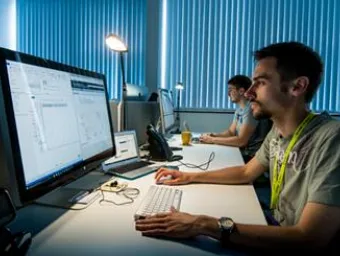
[155,156,267,185]
[136,202,340,251]
[207,122,256,147]
[199,202,340,250]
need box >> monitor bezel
[158,88,176,135]
[0,47,116,204]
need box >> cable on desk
[98,179,140,206]
[177,151,215,171]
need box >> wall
[0,0,16,50]
[145,0,160,94]
[178,111,340,133]
[179,112,233,133]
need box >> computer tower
[125,101,160,145]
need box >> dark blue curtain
[17,0,147,100]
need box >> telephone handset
[146,124,183,162]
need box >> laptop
[102,130,162,180]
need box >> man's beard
[251,82,289,120]
[230,96,237,103]
[251,100,272,120]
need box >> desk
[10,138,267,256]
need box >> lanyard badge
[270,112,315,210]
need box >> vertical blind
[161,0,340,113]
[16,0,146,100]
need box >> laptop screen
[114,131,139,162]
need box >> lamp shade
[105,34,128,52]
[175,82,184,90]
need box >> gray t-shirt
[256,112,340,226]
[234,102,271,157]
[233,102,258,136]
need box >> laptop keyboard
[109,161,153,174]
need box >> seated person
[135,42,340,254]
[200,75,271,163]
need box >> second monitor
[158,88,176,136]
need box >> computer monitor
[158,88,176,135]
[0,47,116,205]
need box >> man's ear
[238,87,246,95]
[290,76,309,97]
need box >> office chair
[0,188,32,255]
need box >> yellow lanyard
[270,112,315,209]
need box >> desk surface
[10,138,267,256]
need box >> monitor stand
[35,187,91,210]
[34,171,111,209]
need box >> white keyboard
[134,185,183,220]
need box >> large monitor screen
[158,89,175,134]
[0,47,115,204]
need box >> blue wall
[16,0,146,100]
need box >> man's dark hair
[228,75,252,90]
[254,41,323,103]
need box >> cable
[98,179,140,206]
[177,151,215,171]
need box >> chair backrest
[0,188,16,228]
[256,118,273,141]
[244,118,273,157]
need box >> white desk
[10,138,267,256]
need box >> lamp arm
[120,53,127,97]
[120,52,127,130]
[177,91,180,112]
[175,90,181,133]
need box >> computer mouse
[192,137,200,144]
[156,175,173,184]
[170,155,183,161]
[163,165,179,170]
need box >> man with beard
[135,42,340,254]
[199,75,272,163]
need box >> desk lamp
[105,34,128,130]
[174,82,184,133]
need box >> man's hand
[155,168,192,185]
[135,207,200,238]
[199,134,215,144]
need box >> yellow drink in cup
[181,131,192,145]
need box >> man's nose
[245,86,255,100]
